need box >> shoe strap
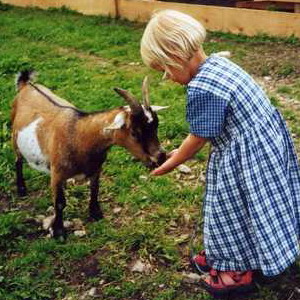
[209,269,223,284]
[209,270,250,285]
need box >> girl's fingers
[151,167,165,176]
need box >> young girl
[140,9,300,299]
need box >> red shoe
[190,250,212,274]
[200,269,256,299]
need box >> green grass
[0,4,300,300]
[277,81,300,101]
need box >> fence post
[114,0,120,18]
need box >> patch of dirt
[243,45,300,80]
[257,263,300,300]
[59,253,102,286]
[9,189,48,212]
[207,35,300,82]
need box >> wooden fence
[2,0,300,37]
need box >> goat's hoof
[52,228,67,241]
[55,235,67,243]
[17,187,27,197]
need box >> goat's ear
[150,105,169,112]
[104,112,126,131]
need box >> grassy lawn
[0,2,300,300]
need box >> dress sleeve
[186,90,228,138]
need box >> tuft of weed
[0,212,28,249]
[0,1,12,11]
[278,63,295,77]
[47,5,80,15]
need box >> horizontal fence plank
[1,0,116,16]
[118,0,300,37]
[254,0,300,3]
[2,0,300,37]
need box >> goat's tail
[213,51,231,58]
[16,70,35,91]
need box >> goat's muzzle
[157,151,167,166]
[146,151,167,170]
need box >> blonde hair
[141,10,206,70]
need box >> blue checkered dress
[187,55,300,276]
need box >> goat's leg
[51,172,67,239]
[89,171,103,221]
[16,154,27,197]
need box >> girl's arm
[151,134,208,176]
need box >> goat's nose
[147,151,166,169]
[157,152,167,166]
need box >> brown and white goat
[11,71,166,238]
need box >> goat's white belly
[17,118,50,173]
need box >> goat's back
[12,84,78,171]
[12,83,76,127]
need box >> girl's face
[152,52,206,85]
[153,64,192,85]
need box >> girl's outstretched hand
[150,149,179,176]
[151,135,207,176]
[151,158,176,176]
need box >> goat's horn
[142,76,150,108]
[113,88,140,111]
